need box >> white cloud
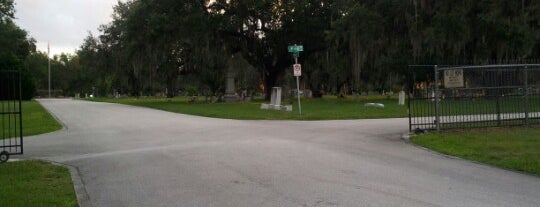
[13,0,118,56]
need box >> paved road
[24,99,540,207]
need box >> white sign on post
[444,69,464,88]
[293,64,301,76]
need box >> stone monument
[261,87,292,111]
[224,71,239,102]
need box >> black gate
[0,70,23,162]
[408,64,540,132]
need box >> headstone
[261,87,292,112]
[270,87,282,106]
[304,89,312,98]
[398,91,405,105]
[224,72,239,102]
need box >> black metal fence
[408,64,540,132]
[1,70,23,162]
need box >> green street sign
[288,45,304,53]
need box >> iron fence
[408,64,540,132]
[1,69,23,162]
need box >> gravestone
[261,87,292,111]
[270,87,282,106]
[398,91,405,105]
[224,71,239,102]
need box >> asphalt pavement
[22,99,540,207]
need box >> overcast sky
[14,0,118,56]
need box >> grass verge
[21,100,63,136]
[89,96,407,120]
[411,127,540,175]
[0,160,77,207]
[1,101,75,207]
[1,100,62,137]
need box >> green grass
[1,101,74,206]
[89,96,408,120]
[21,100,62,136]
[0,160,78,207]
[1,100,62,138]
[411,127,540,175]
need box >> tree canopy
[0,0,35,100]
[7,0,540,100]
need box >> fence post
[18,69,23,154]
[407,68,412,132]
[524,65,529,125]
[496,70,501,126]
[434,65,441,132]
[496,88,501,126]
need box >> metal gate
[1,70,23,162]
[408,64,540,132]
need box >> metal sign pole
[295,56,302,115]
[288,44,304,116]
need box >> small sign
[288,45,304,53]
[293,64,301,76]
[444,69,464,88]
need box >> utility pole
[48,42,51,98]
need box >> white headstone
[398,91,405,105]
[270,87,282,106]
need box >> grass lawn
[89,95,407,120]
[22,100,63,136]
[0,160,77,207]
[411,127,540,175]
[1,101,75,207]
[1,100,62,138]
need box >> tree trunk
[263,72,277,101]
[166,77,176,98]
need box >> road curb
[49,160,93,207]
[64,163,94,207]
[4,159,93,207]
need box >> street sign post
[288,45,303,115]
[293,64,301,76]
[288,45,304,53]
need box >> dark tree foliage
[44,0,540,99]
[0,0,36,100]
